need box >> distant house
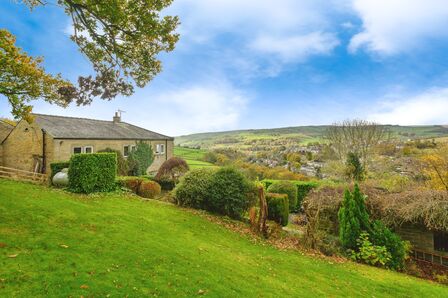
[0,113,173,174]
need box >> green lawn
[174,147,216,169]
[1,180,447,297]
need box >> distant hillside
[175,125,448,149]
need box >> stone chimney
[113,111,121,123]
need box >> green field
[1,179,447,297]
[174,146,216,169]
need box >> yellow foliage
[421,146,448,191]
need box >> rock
[52,169,69,187]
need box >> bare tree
[325,119,390,167]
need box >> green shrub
[261,179,319,210]
[266,193,289,226]
[138,180,161,199]
[174,168,216,209]
[155,157,189,190]
[350,232,391,268]
[50,161,69,180]
[98,148,128,176]
[128,141,154,176]
[370,221,408,270]
[338,184,370,250]
[267,181,298,212]
[68,153,117,193]
[207,167,253,219]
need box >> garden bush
[128,141,154,176]
[68,153,117,193]
[50,161,69,180]
[174,168,216,209]
[266,193,289,226]
[350,232,391,268]
[98,148,128,176]
[267,181,298,212]
[117,176,148,193]
[370,220,408,270]
[138,180,162,199]
[262,179,319,210]
[207,167,253,219]
[155,157,189,190]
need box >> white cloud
[369,87,448,125]
[168,0,340,75]
[133,83,250,135]
[249,32,340,63]
[349,0,448,54]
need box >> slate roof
[32,114,173,140]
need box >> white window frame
[123,144,136,157]
[156,143,165,155]
[84,146,93,154]
[73,146,94,154]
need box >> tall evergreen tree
[338,184,370,250]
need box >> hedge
[50,161,69,180]
[267,181,298,212]
[68,153,117,193]
[262,179,320,210]
[174,168,216,209]
[266,193,289,226]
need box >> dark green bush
[174,168,216,209]
[50,161,69,180]
[267,181,298,212]
[98,148,128,176]
[206,167,253,219]
[261,179,319,210]
[128,141,154,176]
[68,153,117,193]
[370,220,408,270]
[266,193,289,226]
[138,180,162,199]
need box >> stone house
[0,113,174,174]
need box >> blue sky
[1,0,448,136]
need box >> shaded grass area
[1,179,447,297]
[174,147,216,169]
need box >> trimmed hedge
[207,167,253,219]
[266,193,289,226]
[50,162,69,180]
[174,168,216,209]
[262,179,319,210]
[138,180,162,199]
[174,167,254,219]
[267,181,298,212]
[68,153,117,193]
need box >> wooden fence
[0,166,48,184]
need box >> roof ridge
[32,113,112,123]
[123,122,173,139]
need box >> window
[123,145,136,157]
[434,232,448,252]
[156,144,165,155]
[84,146,93,154]
[73,146,93,154]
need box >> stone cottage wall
[2,120,54,173]
[52,139,174,173]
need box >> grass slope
[175,125,448,149]
[1,179,447,297]
[174,146,216,169]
